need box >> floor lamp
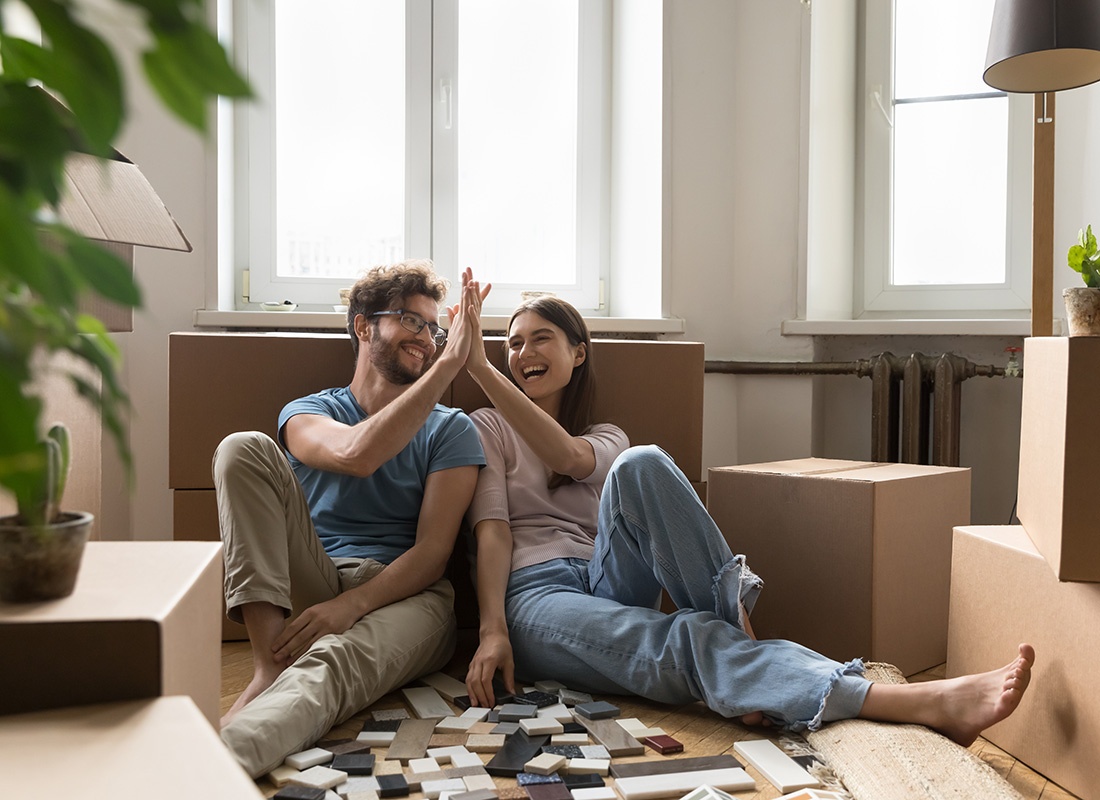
[983,0,1100,336]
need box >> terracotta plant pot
[0,512,94,602]
[1063,287,1100,336]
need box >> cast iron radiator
[704,352,1018,468]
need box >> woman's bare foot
[859,644,1035,746]
[220,660,287,728]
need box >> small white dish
[261,301,297,312]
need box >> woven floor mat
[803,662,1023,800]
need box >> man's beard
[369,333,432,385]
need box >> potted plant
[1065,225,1100,336]
[0,1,249,601]
[0,423,94,601]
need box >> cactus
[16,423,72,527]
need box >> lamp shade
[984,0,1100,92]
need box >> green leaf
[61,231,143,307]
[142,46,207,130]
[0,82,71,203]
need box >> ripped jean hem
[713,554,764,633]
[803,658,870,731]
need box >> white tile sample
[579,745,610,760]
[423,778,467,799]
[551,733,589,745]
[410,757,442,774]
[614,768,756,800]
[267,764,301,787]
[463,773,499,792]
[427,745,472,764]
[357,731,397,747]
[450,750,486,769]
[519,717,565,736]
[566,758,611,775]
[436,716,479,733]
[572,789,619,800]
[403,686,454,720]
[467,734,506,753]
[534,680,567,692]
[420,672,469,702]
[461,707,492,721]
[537,704,574,722]
[285,747,333,770]
[288,765,348,790]
[524,752,567,775]
[616,718,665,739]
[733,739,820,793]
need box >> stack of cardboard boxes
[947,337,1100,800]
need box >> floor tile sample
[549,733,588,746]
[274,786,327,800]
[286,747,334,770]
[373,708,411,722]
[454,695,473,711]
[574,702,620,720]
[557,690,593,707]
[450,751,487,769]
[515,691,560,708]
[337,777,381,794]
[642,735,683,755]
[461,707,492,721]
[570,788,618,800]
[405,770,447,791]
[574,717,644,757]
[468,721,497,735]
[565,758,609,775]
[378,774,413,796]
[431,734,471,749]
[616,718,665,739]
[331,753,376,775]
[437,716,480,734]
[491,722,521,736]
[523,752,566,776]
[561,722,587,734]
[269,764,302,787]
[362,720,404,732]
[462,774,498,792]
[614,768,756,799]
[519,717,565,736]
[540,745,583,759]
[386,718,438,764]
[324,740,374,756]
[516,772,563,786]
[733,738,820,793]
[409,757,442,774]
[497,788,527,800]
[358,731,397,747]
[403,686,454,720]
[420,672,470,702]
[422,778,467,799]
[427,745,472,764]
[523,782,572,800]
[346,792,381,800]
[452,789,499,800]
[772,790,846,800]
[288,765,349,790]
[373,758,405,777]
[498,704,539,722]
[609,754,743,779]
[468,734,506,753]
[536,704,573,722]
[444,765,489,780]
[561,773,605,789]
[578,745,610,761]
[677,786,738,800]
[485,734,550,777]
[533,680,566,693]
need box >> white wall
[110,0,1099,538]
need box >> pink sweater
[466,407,630,572]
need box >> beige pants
[213,431,456,778]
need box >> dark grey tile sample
[573,701,619,720]
[608,753,744,779]
[498,703,539,722]
[540,745,583,758]
[377,773,410,797]
[561,722,586,735]
[492,678,517,704]
[485,732,550,777]
[274,787,326,800]
[516,772,563,786]
[491,721,521,736]
[573,717,643,757]
[454,694,473,711]
[324,740,373,756]
[561,773,605,789]
[487,710,500,723]
[361,719,404,732]
[385,718,438,764]
[523,783,572,800]
[331,753,376,775]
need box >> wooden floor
[221,642,1078,800]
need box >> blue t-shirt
[278,386,485,563]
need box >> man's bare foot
[859,643,1035,747]
[738,711,772,727]
[220,662,287,728]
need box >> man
[214,260,487,777]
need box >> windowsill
[192,310,686,335]
[781,318,1060,336]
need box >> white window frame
[230,0,610,313]
[856,0,1033,318]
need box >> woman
[452,271,1033,745]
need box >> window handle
[440,79,453,130]
[870,85,893,128]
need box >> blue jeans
[503,445,870,731]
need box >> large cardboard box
[0,696,264,799]
[0,541,223,726]
[947,525,1100,799]
[1017,336,1100,582]
[708,458,970,676]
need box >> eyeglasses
[370,309,447,345]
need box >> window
[857,0,1032,316]
[231,0,609,313]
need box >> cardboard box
[1017,336,1100,582]
[947,525,1100,799]
[0,696,264,799]
[0,541,223,726]
[60,150,192,332]
[708,458,970,676]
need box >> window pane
[456,0,579,286]
[892,97,1008,286]
[895,0,996,99]
[275,0,405,279]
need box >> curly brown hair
[346,259,449,358]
